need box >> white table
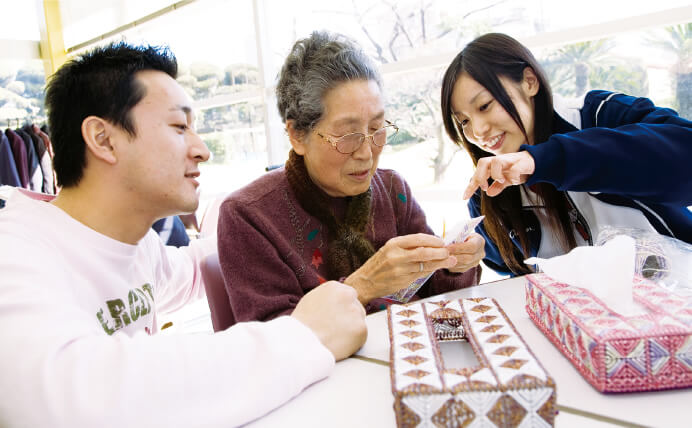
[244,358,396,427]
[244,355,620,428]
[357,277,692,428]
[170,277,691,427]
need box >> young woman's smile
[451,72,537,155]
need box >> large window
[2,0,690,282]
[0,0,45,127]
[59,0,182,49]
[0,60,46,128]
[66,0,264,206]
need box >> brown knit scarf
[285,149,375,279]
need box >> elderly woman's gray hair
[276,31,383,133]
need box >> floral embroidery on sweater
[311,249,323,269]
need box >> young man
[0,43,366,428]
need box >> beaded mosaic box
[526,273,692,393]
[388,298,556,428]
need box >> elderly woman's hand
[344,233,457,304]
[445,232,485,273]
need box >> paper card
[382,216,485,303]
[443,215,485,246]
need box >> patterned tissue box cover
[388,298,556,428]
[526,273,692,393]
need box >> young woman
[441,32,692,276]
[212,31,484,327]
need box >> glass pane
[536,0,691,32]
[69,0,263,207]
[60,0,180,48]
[0,0,40,40]
[0,60,46,126]
[196,101,268,203]
[264,0,691,67]
[535,24,692,117]
[74,0,258,73]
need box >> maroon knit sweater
[215,167,480,328]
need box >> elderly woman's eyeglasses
[316,120,399,154]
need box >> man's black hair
[45,43,178,187]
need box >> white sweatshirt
[0,189,334,428]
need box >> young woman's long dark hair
[441,33,576,274]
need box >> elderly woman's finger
[388,233,446,249]
[447,233,484,253]
[409,246,451,263]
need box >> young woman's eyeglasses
[316,120,399,154]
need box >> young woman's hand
[463,151,535,199]
[344,233,457,304]
[446,233,485,273]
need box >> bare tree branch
[384,1,414,48]
[351,0,389,63]
[420,7,426,43]
[398,22,414,48]
[418,0,434,44]
[364,26,390,63]
[436,28,452,39]
[439,147,461,179]
[462,0,508,19]
[388,26,400,62]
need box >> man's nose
[190,132,210,162]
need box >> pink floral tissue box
[526,273,692,393]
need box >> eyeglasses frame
[315,120,399,154]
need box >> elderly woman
[213,31,483,327]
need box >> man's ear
[522,67,540,97]
[286,120,307,156]
[81,116,116,164]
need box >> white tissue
[525,235,642,316]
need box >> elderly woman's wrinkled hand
[344,233,457,304]
[445,232,485,273]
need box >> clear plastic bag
[595,226,692,296]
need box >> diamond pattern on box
[389,298,556,427]
[507,388,555,428]
[526,273,692,392]
[431,398,475,427]
[677,335,692,370]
